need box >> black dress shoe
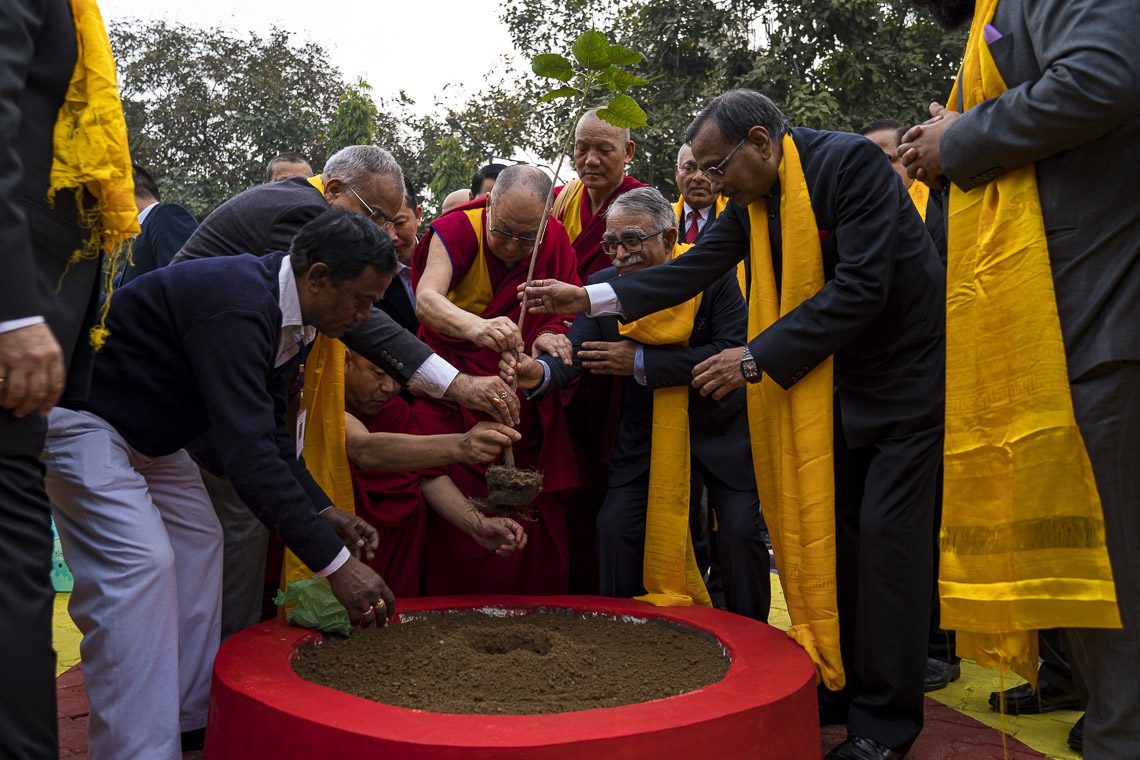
[924,656,962,692]
[1068,715,1084,754]
[988,680,1083,714]
[824,735,906,760]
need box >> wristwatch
[741,346,761,383]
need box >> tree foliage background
[110,2,964,220]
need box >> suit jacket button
[396,362,404,371]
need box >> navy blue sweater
[81,252,344,571]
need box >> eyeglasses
[699,138,749,185]
[601,228,667,256]
[489,226,538,246]
[343,182,396,232]
[677,160,700,176]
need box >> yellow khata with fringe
[747,134,844,690]
[617,243,711,609]
[907,181,930,223]
[51,0,139,348]
[673,195,748,296]
[281,335,356,590]
[940,0,1120,684]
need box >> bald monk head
[573,110,636,205]
[441,188,474,214]
[485,164,552,267]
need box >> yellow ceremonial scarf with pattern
[940,0,1120,683]
[747,134,843,689]
[280,175,356,590]
[446,209,495,314]
[673,195,747,296]
[50,0,139,348]
[907,181,930,223]
[617,243,711,608]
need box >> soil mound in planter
[292,608,730,714]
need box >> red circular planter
[206,595,819,759]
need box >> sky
[99,0,524,116]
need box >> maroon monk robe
[411,198,581,595]
[349,394,430,599]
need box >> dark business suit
[0,1,98,755]
[116,202,199,286]
[171,176,436,638]
[607,128,946,751]
[940,1,1140,752]
[540,266,771,621]
[380,267,419,335]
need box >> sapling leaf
[571,30,610,71]
[596,94,648,128]
[599,65,650,93]
[606,44,643,66]
[531,54,575,82]
[540,86,580,102]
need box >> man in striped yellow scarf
[524,90,947,759]
[903,1,1140,755]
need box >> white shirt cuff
[0,316,46,335]
[633,344,647,386]
[526,359,554,399]
[314,546,351,577]
[406,353,460,398]
[584,283,624,317]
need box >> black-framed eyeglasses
[699,137,749,185]
[489,226,538,246]
[343,182,396,231]
[601,228,667,256]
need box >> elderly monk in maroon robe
[412,164,580,595]
[550,110,647,591]
[343,351,527,597]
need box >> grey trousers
[43,408,222,760]
[1065,361,1140,759]
[196,465,269,640]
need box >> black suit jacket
[117,202,199,286]
[171,176,432,383]
[610,128,946,449]
[539,266,754,489]
[380,269,419,335]
[941,0,1140,378]
[1,0,103,404]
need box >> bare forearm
[415,290,480,342]
[422,475,479,536]
[346,430,463,471]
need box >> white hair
[323,145,404,189]
[606,186,675,232]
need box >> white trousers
[44,408,222,760]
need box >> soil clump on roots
[292,609,730,714]
[477,465,544,517]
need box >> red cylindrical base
[206,596,819,759]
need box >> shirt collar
[277,256,316,350]
[137,201,158,226]
[682,201,712,222]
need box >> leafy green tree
[110,20,346,218]
[427,135,478,210]
[326,79,378,156]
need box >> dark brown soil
[292,608,730,714]
[479,465,544,516]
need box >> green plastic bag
[274,577,352,637]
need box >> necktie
[686,209,700,243]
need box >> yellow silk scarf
[50,0,139,348]
[279,174,356,589]
[445,209,494,314]
[673,195,746,296]
[557,180,586,243]
[281,335,357,590]
[940,0,1120,683]
[616,243,711,608]
[907,181,930,223]
[747,134,844,689]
